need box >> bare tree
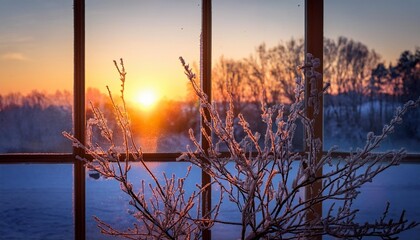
[368,63,389,132]
[324,37,380,127]
[266,39,305,104]
[212,40,304,109]
[212,56,249,116]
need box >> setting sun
[135,89,158,109]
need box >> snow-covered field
[1,162,419,239]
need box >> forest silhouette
[1,37,419,153]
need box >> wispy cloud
[1,52,29,61]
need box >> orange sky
[1,0,419,104]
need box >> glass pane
[212,164,241,239]
[213,0,305,151]
[324,0,420,153]
[212,160,301,239]
[0,0,73,153]
[86,1,200,153]
[323,162,420,239]
[0,164,74,239]
[86,162,201,239]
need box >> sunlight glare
[136,89,158,109]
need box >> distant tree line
[207,37,419,149]
[1,36,418,152]
[0,90,72,152]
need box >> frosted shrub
[64,56,419,239]
[64,59,220,240]
[178,54,419,239]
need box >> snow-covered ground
[1,162,419,239]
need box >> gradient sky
[0,0,419,102]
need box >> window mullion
[304,0,323,237]
[201,0,212,240]
[74,0,86,239]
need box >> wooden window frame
[0,1,323,240]
[1,1,418,240]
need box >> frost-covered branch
[64,59,220,240]
[178,55,419,239]
[63,54,418,239]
